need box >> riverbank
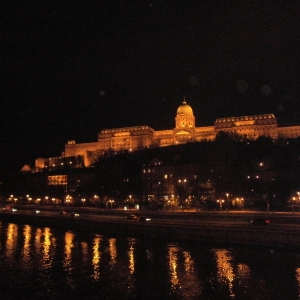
[1,209,300,251]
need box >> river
[0,221,300,299]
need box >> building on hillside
[141,157,215,209]
[35,100,300,170]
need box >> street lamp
[171,194,174,211]
[109,199,114,209]
[217,199,225,211]
[81,198,86,207]
[226,193,229,211]
[66,195,72,207]
[52,198,55,206]
[94,195,99,206]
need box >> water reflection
[128,238,136,275]
[92,236,101,280]
[108,238,117,265]
[168,244,203,297]
[181,250,203,296]
[42,227,52,267]
[6,223,18,260]
[22,225,31,267]
[214,249,235,297]
[0,221,299,299]
[168,245,180,289]
[63,230,75,286]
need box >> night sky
[2,1,300,171]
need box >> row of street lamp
[7,193,250,211]
[7,194,112,208]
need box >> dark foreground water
[0,222,300,300]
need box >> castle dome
[177,100,193,115]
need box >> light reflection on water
[214,249,235,297]
[6,223,18,261]
[0,221,300,299]
[92,236,101,281]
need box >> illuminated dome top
[177,100,193,115]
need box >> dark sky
[2,1,300,171]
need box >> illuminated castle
[35,101,300,169]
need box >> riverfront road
[2,206,300,250]
[3,206,300,233]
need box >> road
[3,206,300,234]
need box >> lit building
[35,100,300,169]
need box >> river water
[0,221,300,300]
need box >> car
[251,218,271,225]
[137,216,151,222]
[58,210,69,215]
[2,205,13,212]
[70,212,80,218]
[126,214,139,220]
[125,214,151,222]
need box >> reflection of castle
[36,101,300,169]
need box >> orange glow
[128,239,136,275]
[92,237,102,280]
[214,249,235,297]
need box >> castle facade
[35,101,300,169]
